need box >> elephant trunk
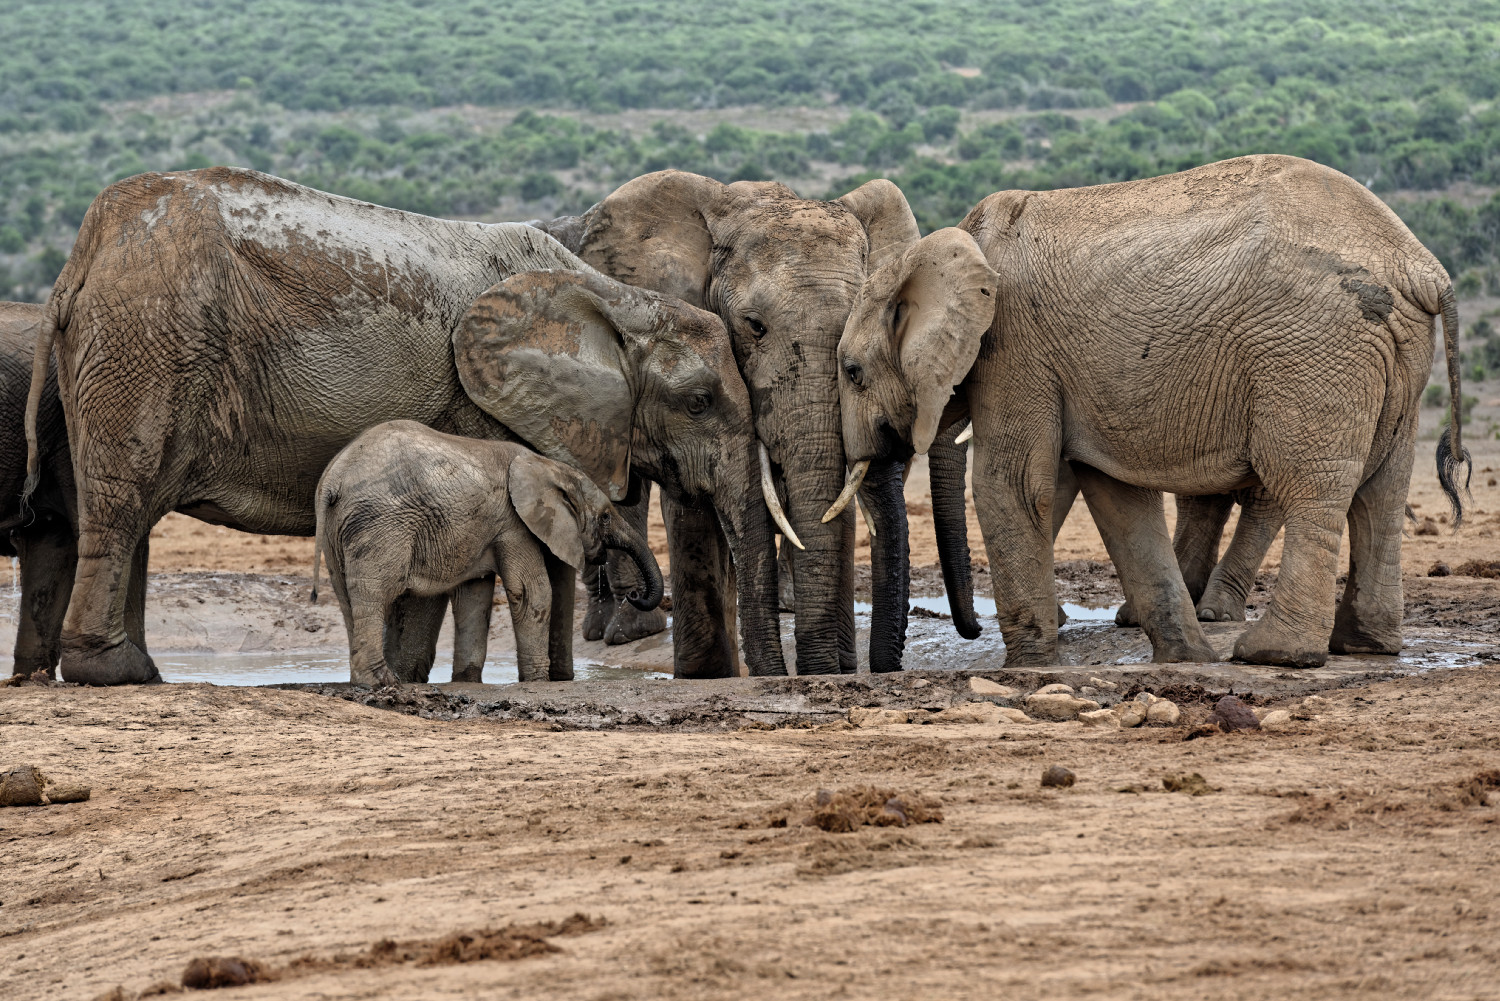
[862,458,910,673]
[715,447,788,676]
[605,518,664,611]
[778,424,856,675]
[928,419,981,640]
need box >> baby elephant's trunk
[606,517,664,611]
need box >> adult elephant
[536,170,921,675]
[1,302,77,677]
[834,155,1466,668]
[24,168,784,685]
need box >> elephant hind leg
[1172,494,1235,603]
[1330,430,1414,656]
[383,592,447,684]
[61,513,160,686]
[1073,464,1217,664]
[12,520,77,677]
[1197,489,1282,623]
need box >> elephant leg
[1197,490,1282,622]
[602,483,667,645]
[1073,464,1218,664]
[580,563,612,642]
[545,554,575,681]
[382,592,447,684]
[1171,494,1235,603]
[124,534,149,653]
[1330,426,1414,655]
[12,520,76,677]
[60,495,160,685]
[342,574,397,687]
[662,495,737,679]
[1051,462,1079,627]
[449,576,495,683]
[776,534,796,613]
[496,537,553,684]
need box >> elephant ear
[575,170,722,307]
[508,451,587,570]
[836,178,921,272]
[875,228,999,454]
[456,269,659,502]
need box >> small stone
[1135,692,1160,705]
[1079,685,1099,696]
[1414,517,1441,536]
[849,707,911,728]
[1078,708,1120,729]
[993,706,1032,723]
[47,784,92,804]
[910,678,931,689]
[1301,695,1332,714]
[930,703,1000,725]
[1259,709,1293,731]
[1116,702,1148,728]
[1040,765,1076,788]
[1024,693,1100,721]
[1088,676,1120,692]
[1145,700,1181,726]
[1034,683,1075,695]
[0,765,46,807]
[1208,695,1260,732]
[968,677,1018,697]
[1428,561,1452,577]
[1162,772,1216,795]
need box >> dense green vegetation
[3,0,1500,304]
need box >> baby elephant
[313,420,662,686]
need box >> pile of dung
[777,786,943,833]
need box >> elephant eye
[745,316,767,339]
[685,392,712,416]
[843,358,865,388]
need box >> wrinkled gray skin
[314,423,662,686]
[537,171,921,676]
[839,156,1467,669]
[25,168,783,684]
[0,302,77,677]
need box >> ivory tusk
[759,442,805,551]
[855,494,876,539]
[820,458,870,524]
[954,423,973,444]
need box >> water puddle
[855,596,1120,621]
[157,651,669,687]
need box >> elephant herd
[0,153,1466,687]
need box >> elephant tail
[1436,283,1471,529]
[310,537,323,604]
[21,279,70,517]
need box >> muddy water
[154,650,670,686]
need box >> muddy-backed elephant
[25,168,784,684]
[1,302,77,677]
[835,155,1466,668]
[314,420,662,686]
[536,171,922,675]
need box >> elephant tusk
[820,459,870,524]
[954,423,973,444]
[855,494,876,539]
[759,442,805,551]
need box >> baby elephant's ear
[885,228,998,454]
[508,451,587,570]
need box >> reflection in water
[157,651,669,687]
[854,596,1120,621]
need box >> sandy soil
[2,667,1497,1001]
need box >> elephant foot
[60,639,161,686]
[451,665,484,683]
[1328,619,1401,656]
[1150,634,1219,664]
[1196,585,1248,622]
[604,602,668,645]
[1114,600,1138,627]
[1232,617,1328,667]
[582,594,612,642]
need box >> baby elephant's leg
[496,537,554,683]
[341,575,399,687]
[450,576,495,683]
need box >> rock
[849,707,911,728]
[930,702,1031,725]
[1135,692,1160,705]
[1040,765,1076,788]
[1145,700,1181,726]
[1078,708,1120,729]
[1162,772,1216,795]
[1088,676,1120,692]
[910,678,931,689]
[47,783,92,804]
[1079,686,1099,696]
[1259,709,1293,732]
[1116,702,1148,728]
[0,765,46,807]
[1034,683,1075,695]
[968,677,1018,697]
[993,706,1032,723]
[1415,517,1441,536]
[1023,693,1100,721]
[1300,695,1332,715]
[1208,695,1261,732]
[181,957,271,989]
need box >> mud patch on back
[1340,277,1394,322]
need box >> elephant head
[830,228,999,669]
[508,450,664,611]
[550,170,920,675]
[455,268,785,675]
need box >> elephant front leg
[11,520,77,677]
[496,541,554,684]
[1072,464,1218,664]
[1197,489,1282,622]
[973,442,1062,667]
[662,496,738,679]
[449,576,495,683]
[601,483,667,645]
[545,554,575,681]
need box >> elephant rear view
[838,155,1467,669]
[314,422,661,687]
